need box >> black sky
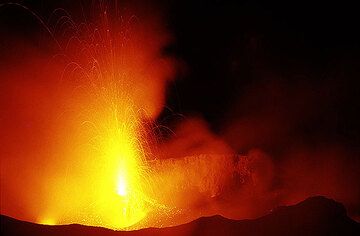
[162,0,360,152]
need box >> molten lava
[36,75,153,229]
[0,2,174,230]
[33,8,173,228]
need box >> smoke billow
[159,77,360,222]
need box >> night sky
[163,1,360,155]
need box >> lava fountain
[0,2,174,230]
[37,7,176,229]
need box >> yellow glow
[38,218,56,225]
[16,6,176,230]
[39,87,152,230]
[88,96,150,229]
[117,173,128,196]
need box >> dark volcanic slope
[1,196,359,236]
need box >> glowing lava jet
[0,4,175,229]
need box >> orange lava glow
[0,3,175,230]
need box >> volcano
[1,0,360,234]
